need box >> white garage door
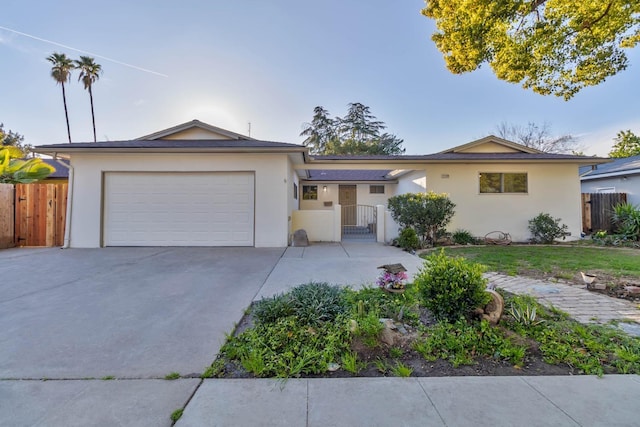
[104,172,254,246]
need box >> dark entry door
[339,185,357,226]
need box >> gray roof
[313,152,605,162]
[35,139,304,151]
[137,119,254,140]
[42,158,69,178]
[306,170,393,181]
[580,155,640,178]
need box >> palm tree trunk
[61,83,72,143]
[89,86,96,142]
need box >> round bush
[414,250,490,322]
[398,227,420,251]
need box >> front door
[339,185,357,226]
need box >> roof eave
[300,179,399,184]
[581,168,640,181]
[33,146,308,155]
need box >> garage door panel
[104,172,254,246]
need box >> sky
[1,0,639,156]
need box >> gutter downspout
[53,154,73,249]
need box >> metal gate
[342,205,376,240]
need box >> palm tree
[74,56,102,142]
[47,53,74,143]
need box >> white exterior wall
[162,128,234,140]
[299,184,337,210]
[299,183,394,210]
[581,175,640,206]
[355,184,394,207]
[291,208,338,242]
[426,163,582,242]
[287,161,300,241]
[68,152,291,248]
[385,170,428,242]
[394,170,427,195]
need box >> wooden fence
[582,192,627,234]
[0,184,14,249]
[0,182,68,248]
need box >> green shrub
[397,227,420,251]
[413,319,525,367]
[612,203,640,240]
[528,213,569,244]
[354,309,384,348]
[288,282,348,326]
[451,229,478,245]
[414,250,490,322]
[252,294,294,325]
[253,282,347,327]
[387,192,456,245]
[221,316,351,377]
[343,285,421,326]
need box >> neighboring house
[580,155,640,206]
[41,158,69,182]
[34,121,605,248]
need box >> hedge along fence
[0,184,14,248]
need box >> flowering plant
[377,270,408,290]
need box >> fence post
[334,204,342,242]
[376,205,385,243]
[0,184,15,249]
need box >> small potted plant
[377,264,408,293]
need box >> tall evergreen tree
[300,103,405,155]
[300,106,336,154]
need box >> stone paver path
[486,273,640,332]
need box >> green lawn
[427,245,640,281]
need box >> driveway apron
[0,247,284,379]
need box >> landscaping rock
[292,229,309,247]
[480,289,504,325]
[624,286,640,295]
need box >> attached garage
[103,172,255,246]
[33,120,307,248]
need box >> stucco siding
[68,153,290,248]
[394,170,427,195]
[299,183,393,210]
[287,160,300,240]
[384,170,428,241]
[162,128,234,140]
[426,163,582,242]
[581,176,639,206]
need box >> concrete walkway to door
[256,242,424,299]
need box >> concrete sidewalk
[4,243,640,426]
[256,242,424,299]
[177,375,640,427]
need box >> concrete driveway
[0,243,423,426]
[1,247,284,379]
[0,246,284,426]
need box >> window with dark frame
[302,185,318,200]
[293,183,298,200]
[479,173,528,193]
[369,185,385,194]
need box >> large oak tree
[422,1,640,99]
